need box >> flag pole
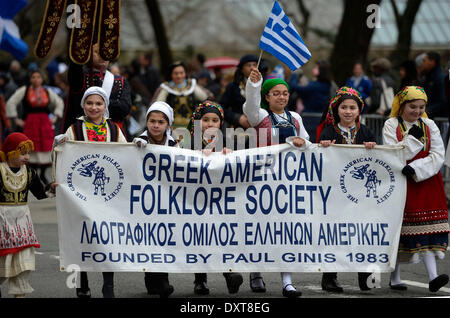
[256,50,263,69]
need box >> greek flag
[0,0,29,61]
[259,1,311,71]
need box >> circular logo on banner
[339,157,396,204]
[66,154,125,202]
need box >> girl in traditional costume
[317,86,377,293]
[244,67,309,298]
[134,101,177,147]
[64,43,132,135]
[0,133,55,297]
[133,101,177,297]
[185,100,243,295]
[54,86,126,298]
[382,86,449,292]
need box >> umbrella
[204,56,239,70]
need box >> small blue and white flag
[0,0,29,61]
[259,1,311,71]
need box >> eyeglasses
[267,91,290,97]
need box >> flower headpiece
[325,86,364,125]
[389,86,428,118]
[187,100,224,136]
[315,86,364,142]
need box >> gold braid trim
[34,0,67,59]
[98,0,120,61]
[69,0,98,65]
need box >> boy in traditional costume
[0,133,55,297]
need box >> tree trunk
[329,0,381,86]
[144,0,173,78]
[389,0,422,69]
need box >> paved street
[1,196,449,301]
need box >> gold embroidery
[19,191,27,202]
[36,0,120,63]
[34,0,67,59]
[98,0,120,61]
[69,0,97,64]
[0,163,28,204]
[0,164,27,192]
[104,14,117,29]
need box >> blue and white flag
[259,1,311,71]
[0,0,29,61]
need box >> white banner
[55,141,406,273]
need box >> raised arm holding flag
[245,3,312,297]
[258,0,311,71]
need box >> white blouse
[382,117,444,182]
[6,85,65,118]
[243,77,310,144]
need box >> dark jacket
[368,72,396,114]
[220,81,246,128]
[318,124,376,145]
[420,66,447,119]
[291,81,331,113]
[64,62,132,130]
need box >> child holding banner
[185,100,244,295]
[133,101,178,147]
[316,86,377,293]
[54,86,127,298]
[244,67,309,298]
[0,132,56,297]
[382,86,449,292]
[133,101,176,297]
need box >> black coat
[318,123,376,145]
[420,66,447,119]
[219,81,245,128]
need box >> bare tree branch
[145,0,173,76]
[125,0,149,45]
[296,0,310,38]
[389,0,423,69]
[389,0,401,30]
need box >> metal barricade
[360,114,385,145]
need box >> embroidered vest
[21,86,51,119]
[71,119,120,142]
[163,79,197,127]
[0,163,33,205]
[255,111,300,146]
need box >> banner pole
[256,50,263,69]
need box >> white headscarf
[140,101,174,143]
[146,101,174,126]
[80,86,110,119]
